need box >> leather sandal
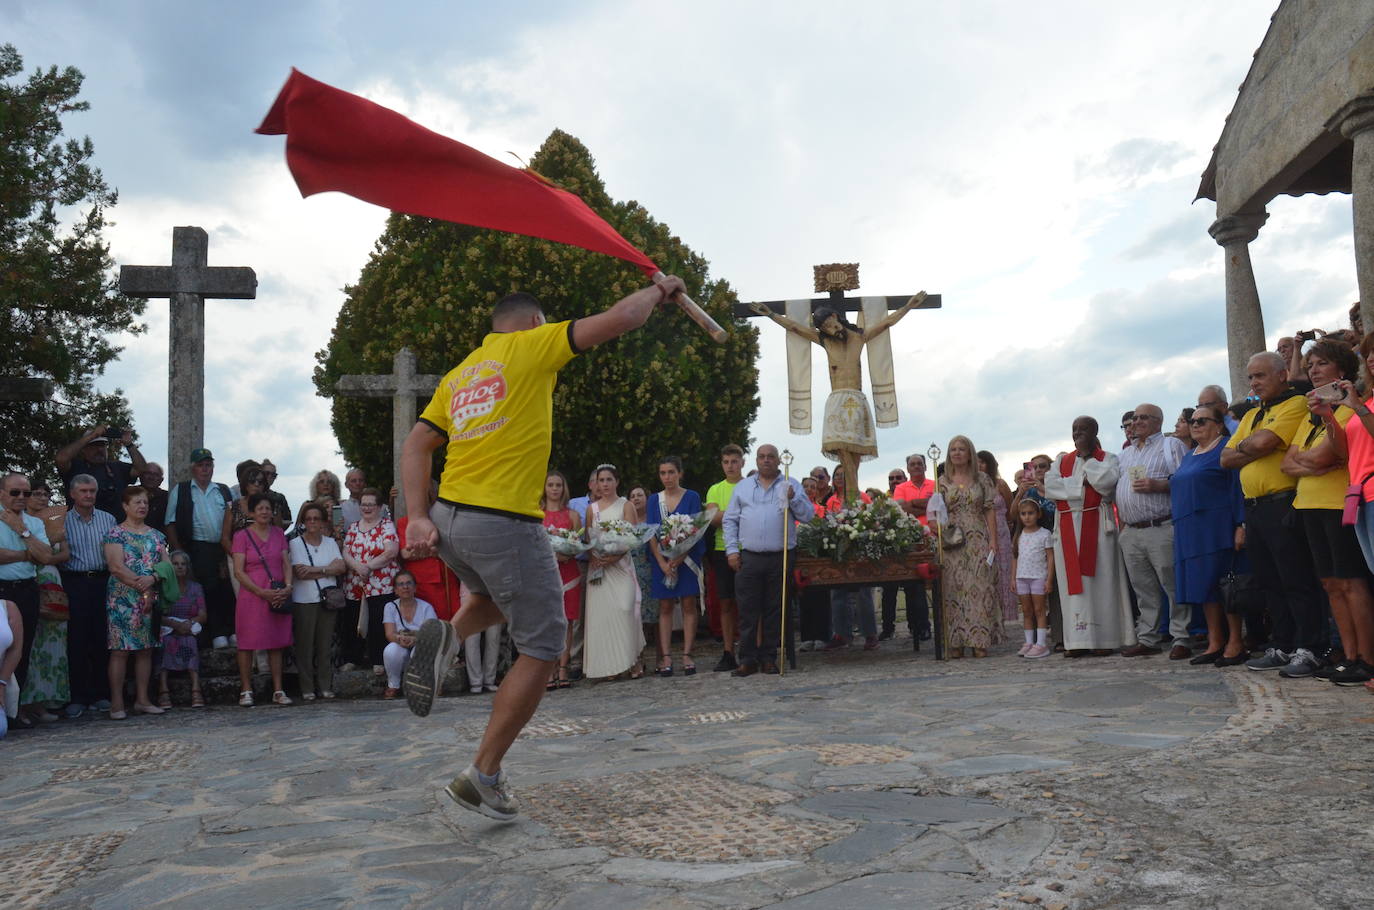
[157,690,172,709]
[190,688,205,708]
[682,654,696,676]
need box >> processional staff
[779,449,794,676]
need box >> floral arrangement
[796,493,934,563]
[588,519,657,583]
[546,525,590,558]
[655,507,717,588]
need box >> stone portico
[1196,1,1374,396]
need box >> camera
[270,581,287,590]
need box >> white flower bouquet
[655,507,717,588]
[588,519,657,583]
[546,525,591,558]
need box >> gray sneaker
[1278,647,1321,678]
[404,619,457,718]
[445,764,519,821]
[1245,647,1290,671]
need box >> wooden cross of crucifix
[335,348,443,517]
[732,263,941,320]
[736,263,940,491]
[119,227,257,483]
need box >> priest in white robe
[1045,416,1136,654]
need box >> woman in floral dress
[103,486,169,719]
[343,488,399,673]
[936,436,1003,657]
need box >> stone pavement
[4,635,1374,909]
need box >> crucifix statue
[119,227,257,483]
[335,348,442,517]
[740,263,939,502]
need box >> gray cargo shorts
[431,500,567,662]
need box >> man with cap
[165,448,235,648]
[56,424,147,522]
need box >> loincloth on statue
[821,389,878,461]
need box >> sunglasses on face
[6,490,32,498]
[1189,417,1220,426]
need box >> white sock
[1024,629,1035,645]
[1036,628,1048,647]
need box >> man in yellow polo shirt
[705,443,745,672]
[1221,351,1325,672]
[398,275,686,821]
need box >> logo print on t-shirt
[450,371,508,431]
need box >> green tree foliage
[0,44,140,482]
[315,129,759,497]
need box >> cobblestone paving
[4,633,1373,909]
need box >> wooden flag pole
[654,271,727,343]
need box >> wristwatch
[19,528,31,540]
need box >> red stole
[1055,448,1105,596]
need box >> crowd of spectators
[5,309,1374,737]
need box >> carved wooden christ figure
[750,291,926,501]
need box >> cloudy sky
[5,0,1361,502]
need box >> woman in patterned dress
[936,436,1003,658]
[20,482,70,722]
[342,488,400,675]
[157,550,206,708]
[103,486,169,719]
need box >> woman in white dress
[582,465,645,680]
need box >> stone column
[1209,212,1269,399]
[1327,95,1374,335]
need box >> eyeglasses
[1188,417,1220,426]
[1131,414,1161,422]
[888,475,904,481]
[6,490,32,498]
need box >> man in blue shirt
[60,474,118,716]
[723,445,814,676]
[165,449,234,647]
[0,472,63,699]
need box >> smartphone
[1313,382,1346,404]
[331,504,343,529]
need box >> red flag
[256,69,659,278]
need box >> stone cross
[335,348,442,517]
[119,227,257,484]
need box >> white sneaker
[212,636,229,649]
[1016,642,1033,657]
[228,634,238,648]
[272,690,293,706]
[1024,644,1051,659]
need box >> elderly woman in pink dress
[231,493,293,706]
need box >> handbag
[1217,551,1258,616]
[942,526,966,549]
[244,528,294,615]
[301,535,346,611]
[1342,471,1374,527]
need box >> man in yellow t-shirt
[705,443,745,671]
[397,275,687,821]
[1221,350,1324,673]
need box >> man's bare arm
[572,276,686,351]
[400,422,446,556]
[747,302,820,343]
[862,292,926,340]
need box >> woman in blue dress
[646,456,706,676]
[1170,405,1248,666]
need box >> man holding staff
[400,274,686,821]
[723,445,813,677]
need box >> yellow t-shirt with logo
[1294,405,1354,510]
[420,320,578,520]
[1225,393,1307,498]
